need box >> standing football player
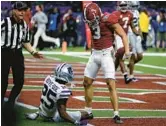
[83,2,131,124]
[128,1,143,82]
[25,63,93,126]
[113,1,141,84]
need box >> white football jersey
[128,10,140,33]
[39,75,72,118]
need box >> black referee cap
[12,2,28,10]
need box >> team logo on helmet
[83,2,102,27]
[55,63,74,83]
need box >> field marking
[4,97,38,110]
[155,74,166,78]
[8,84,166,92]
[93,116,166,119]
[153,81,166,86]
[135,63,166,70]
[23,51,166,56]
[44,56,61,61]
[73,96,146,103]
[5,96,166,112]
[67,108,166,111]
[7,88,166,96]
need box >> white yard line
[153,81,166,86]
[93,116,166,118]
[4,97,38,110]
[73,96,146,103]
[155,74,166,78]
[135,63,166,70]
[23,51,166,57]
[67,108,166,111]
[45,56,61,61]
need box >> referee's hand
[31,51,44,59]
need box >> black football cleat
[113,115,123,124]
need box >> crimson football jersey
[112,10,133,34]
[91,12,118,50]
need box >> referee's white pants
[33,28,60,49]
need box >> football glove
[25,111,39,120]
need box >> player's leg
[41,31,60,48]
[128,34,142,81]
[134,53,143,64]
[83,76,94,111]
[116,47,131,84]
[115,35,130,84]
[83,53,99,114]
[101,50,123,124]
[33,28,43,48]
[162,32,166,51]
[128,54,136,80]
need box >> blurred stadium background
[1,1,166,50]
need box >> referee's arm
[23,24,43,59]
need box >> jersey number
[122,17,129,29]
[41,84,57,109]
[91,26,101,39]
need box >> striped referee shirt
[1,17,30,49]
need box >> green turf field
[6,47,166,126]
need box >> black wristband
[31,51,36,55]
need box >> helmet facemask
[119,4,128,12]
[55,63,74,84]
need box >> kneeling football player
[25,63,93,125]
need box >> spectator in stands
[47,7,61,49]
[150,9,159,47]
[62,9,78,47]
[139,7,150,51]
[31,4,60,49]
[156,9,166,51]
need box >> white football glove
[122,52,132,60]
[25,111,39,120]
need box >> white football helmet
[130,1,140,10]
[83,2,102,27]
[55,63,74,83]
[117,1,129,12]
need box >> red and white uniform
[113,10,133,34]
[84,12,118,79]
[112,10,133,56]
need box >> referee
[1,1,43,113]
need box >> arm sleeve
[59,89,72,99]
[39,13,48,24]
